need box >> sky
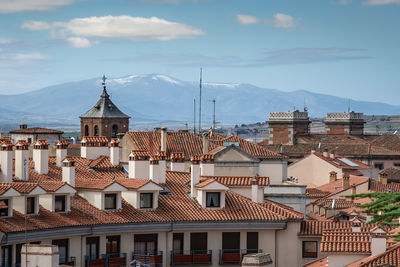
[0,0,399,105]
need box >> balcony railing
[60,256,76,266]
[132,251,163,267]
[85,255,106,267]
[219,249,262,265]
[102,253,127,267]
[170,250,212,266]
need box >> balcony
[132,251,163,267]
[85,253,126,267]
[85,255,106,267]
[60,256,76,266]
[219,249,262,265]
[170,250,212,266]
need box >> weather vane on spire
[102,74,107,89]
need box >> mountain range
[1,74,399,129]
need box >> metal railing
[132,251,163,267]
[102,253,127,267]
[219,249,262,265]
[170,250,212,266]
[60,256,76,266]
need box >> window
[134,234,157,254]
[222,232,240,251]
[94,125,99,136]
[104,194,117,210]
[55,195,66,212]
[302,241,318,258]
[247,232,258,252]
[27,138,32,143]
[206,192,220,207]
[394,162,400,167]
[0,199,9,217]
[374,163,384,170]
[112,125,118,138]
[1,245,12,267]
[52,239,69,264]
[190,233,207,253]
[173,233,184,252]
[26,197,35,214]
[106,235,120,256]
[84,125,89,136]
[140,193,153,209]
[86,237,99,260]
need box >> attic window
[55,195,66,212]
[0,200,9,217]
[105,194,117,210]
[26,197,36,214]
[140,193,153,209]
[206,192,220,208]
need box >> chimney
[311,148,316,154]
[200,154,215,176]
[190,156,200,198]
[158,151,167,184]
[329,171,337,183]
[15,140,29,180]
[379,172,388,185]
[149,157,160,183]
[202,135,209,154]
[371,228,387,256]
[351,218,361,232]
[128,151,150,179]
[323,148,329,158]
[170,152,185,172]
[62,158,75,187]
[160,127,167,152]
[343,174,350,190]
[0,143,14,182]
[56,140,68,167]
[109,138,120,165]
[33,140,49,175]
[251,176,259,203]
[351,185,356,195]
[80,136,109,160]
[330,151,335,159]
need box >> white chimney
[0,143,14,182]
[202,135,209,154]
[330,151,335,159]
[170,152,185,172]
[15,140,29,180]
[62,158,75,187]
[251,176,259,203]
[33,140,49,175]
[149,157,161,183]
[323,149,329,158]
[109,138,120,165]
[80,137,109,160]
[128,151,150,179]
[191,157,200,198]
[56,140,68,167]
[351,218,362,232]
[200,155,215,176]
[160,127,167,152]
[158,152,167,184]
[371,228,387,256]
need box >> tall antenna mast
[193,99,196,134]
[348,99,351,112]
[198,67,202,135]
[24,158,28,267]
[209,99,216,132]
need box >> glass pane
[140,193,153,208]
[105,194,116,209]
[206,192,220,207]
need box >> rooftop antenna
[348,99,351,113]
[193,98,196,134]
[24,158,28,267]
[209,99,216,132]
[198,67,202,135]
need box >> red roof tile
[9,127,63,134]
[304,257,328,267]
[345,242,400,267]
[200,175,269,187]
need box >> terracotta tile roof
[205,132,227,142]
[126,131,217,160]
[379,167,400,182]
[315,176,369,196]
[261,198,304,220]
[320,230,372,253]
[88,155,122,171]
[213,135,286,159]
[206,146,226,155]
[299,220,353,236]
[195,179,216,188]
[11,182,41,193]
[116,178,151,189]
[0,184,14,195]
[345,242,400,267]
[369,179,400,193]
[9,127,63,134]
[81,136,109,145]
[369,134,400,152]
[37,181,67,192]
[303,257,328,267]
[306,188,330,199]
[312,198,356,210]
[312,153,371,170]
[200,175,270,187]
[170,152,185,160]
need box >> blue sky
[0,0,399,105]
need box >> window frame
[140,193,154,209]
[0,199,9,217]
[206,192,220,208]
[55,195,66,213]
[106,235,121,255]
[52,239,69,264]
[302,241,318,258]
[104,193,117,210]
[26,196,36,215]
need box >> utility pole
[193,98,196,134]
[198,67,202,135]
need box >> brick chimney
[0,143,13,182]
[149,157,161,184]
[170,152,185,172]
[329,171,337,183]
[109,138,120,165]
[325,112,365,135]
[190,156,200,198]
[128,151,150,179]
[15,140,29,180]
[379,172,388,185]
[80,136,109,160]
[56,140,68,167]
[343,174,350,190]
[200,154,215,176]
[160,127,167,152]
[33,140,49,175]
[62,158,75,187]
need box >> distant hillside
[1,74,400,128]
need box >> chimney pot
[379,172,388,185]
[323,149,329,158]
[342,174,350,190]
[329,171,337,183]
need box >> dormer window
[140,193,153,209]
[26,197,36,214]
[105,193,117,210]
[206,192,220,208]
[0,199,9,217]
[55,195,66,212]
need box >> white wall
[259,160,287,185]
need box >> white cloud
[0,52,49,68]
[21,21,51,30]
[272,13,296,29]
[0,0,75,13]
[363,0,400,5]
[236,14,259,25]
[0,37,13,44]
[67,37,91,48]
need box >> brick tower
[325,111,364,135]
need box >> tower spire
[101,74,109,98]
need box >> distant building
[80,75,130,141]
[9,124,63,146]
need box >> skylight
[338,157,359,167]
